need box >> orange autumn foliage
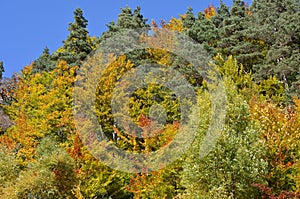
[204,4,216,19]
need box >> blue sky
[0,0,250,77]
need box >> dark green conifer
[53,8,94,66]
[99,6,149,42]
[250,0,300,95]
[216,0,246,56]
[212,0,230,29]
[0,62,4,80]
[32,47,55,73]
[185,11,219,55]
[182,7,196,29]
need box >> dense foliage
[0,1,299,198]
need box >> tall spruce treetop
[213,0,264,71]
[0,61,4,80]
[250,0,300,96]
[99,6,149,42]
[116,6,148,29]
[212,0,230,29]
[231,0,246,17]
[182,7,196,29]
[184,9,219,55]
[32,47,55,73]
[98,6,150,67]
[132,6,148,28]
[116,6,134,29]
[217,0,246,43]
[53,8,93,66]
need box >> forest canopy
[0,0,300,198]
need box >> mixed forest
[0,0,300,198]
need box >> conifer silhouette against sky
[0,0,250,77]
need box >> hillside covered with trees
[0,0,300,198]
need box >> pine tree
[185,9,219,55]
[98,6,150,68]
[53,8,94,66]
[250,0,300,96]
[215,1,251,69]
[211,0,230,29]
[182,7,196,29]
[99,6,149,42]
[117,6,134,29]
[116,6,148,29]
[0,62,4,80]
[32,47,55,73]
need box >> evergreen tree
[53,8,94,66]
[99,6,150,42]
[182,7,196,29]
[182,2,264,70]
[32,47,55,73]
[184,9,219,55]
[117,6,148,29]
[0,62,4,80]
[215,0,252,70]
[117,6,135,29]
[250,0,300,96]
[98,6,150,67]
[211,0,230,29]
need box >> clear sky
[0,0,250,77]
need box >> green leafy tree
[75,152,132,199]
[1,137,77,199]
[0,144,20,196]
[181,56,267,198]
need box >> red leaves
[252,183,300,199]
[204,4,216,19]
[250,97,300,196]
[125,171,163,198]
[68,133,83,159]
[138,114,151,128]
